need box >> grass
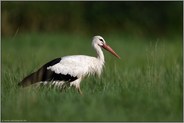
[1,33,183,121]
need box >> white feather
[47,55,104,78]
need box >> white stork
[18,36,120,95]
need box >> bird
[18,36,120,95]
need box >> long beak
[102,44,121,59]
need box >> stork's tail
[18,72,39,87]
[18,66,47,87]
[18,57,62,87]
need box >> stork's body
[18,36,120,95]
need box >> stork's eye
[99,39,103,42]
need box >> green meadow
[1,33,182,121]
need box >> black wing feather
[18,57,78,87]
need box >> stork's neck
[93,44,105,63]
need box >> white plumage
[47,55,104,78]
[19,36,120,95]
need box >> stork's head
[92,36,106,47]
[92,36,121,59]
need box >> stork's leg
[77,87,83,95]
[70,78,83,95]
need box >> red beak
[102,44,121,59]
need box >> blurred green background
[2,1,183,39]
[1,1,183,122]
